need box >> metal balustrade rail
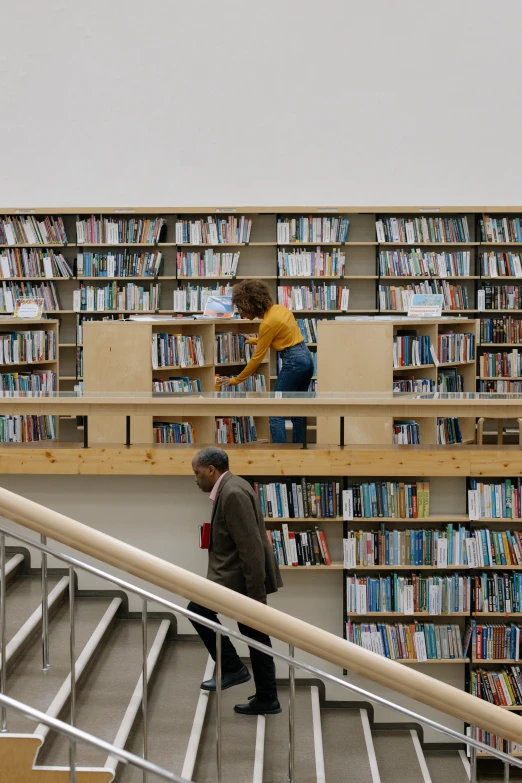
[1,524,522,783]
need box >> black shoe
[234,695,282,715]
[201,664,251,692]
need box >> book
[152,334,205,368]
[346,620,464,660]
[277,247,345,277]
[0,414,56,442]
[477,284,522,310]
[479,350,522,378]
[379,249,471,277]
[173,284,233,313]
[346,573,470,614]
[252,480,341,518]
[77,250,162,278]
[175,217,252,244]
[153,422,195,443]
[0,281,59,312]
[0,329,56,363]
[215,416,257,444]
[393,420,421,444]
[436,417,463,445]
[277,284,350,312]
[74,282,160,312]
[379,281,469,311]
[277,216,349,244]
[76,215,166,244]
[267,527,331,566]
[177,250,240,278]
[0,215,68,245]
[0,248,73,279]
[375,216,470,243]
[480,216,522,243]
[344,525,470,567]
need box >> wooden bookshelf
[83,317,270,445]
[316,318,479,446]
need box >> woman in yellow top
[219,280,314,443]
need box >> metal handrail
[1,523,522,782]
[0,692,190,783]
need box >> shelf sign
[14,297,44,319]
[407,294,443,318]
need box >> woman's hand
[247,336,258,345]
[216,376,235,388]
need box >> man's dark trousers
[187,600,277,701]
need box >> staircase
[0,548,508,782]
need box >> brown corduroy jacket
[207,473,283,601]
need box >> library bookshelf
[82,318,270,445]
[316,318,479,446]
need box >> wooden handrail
[0,392,520,418]
[1,488,522,742]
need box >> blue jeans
[271,342,315,443]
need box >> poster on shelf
[14,297,44,319]
[407,294,443,318]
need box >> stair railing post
[41,534,50,671]
[288,643,295,783]
[142,597,148,783]
[505,761,510,782]
[469,725,477,783]
[0,533,6,732]
[69,566,76,783]
[216,630,222,783]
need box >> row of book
[73,283,160,312]
[0,330,56,364]
[346,621,465,661]
[480,317,522,344]
[268,525,332,566]
[481,216,522,243]
[393,377,435,392]
[0,216,68,245]
[478,380,522,392]
[277,248,345,277]
[252,480,342,519]
[469,529,522,567]
[393,420,421,444]
[0,281,59,312]
[346,574,471,614]
[276,217,350,244]
[214,333,255,364]
[473,573,522,613]
[478,350,522,378]
[345,528,522,569]
[482,252,522,277]
[471,621,522,661]
[478,285,522,310]
[0,371,56,392]
[0,414,56,442]
[379,250,471,278]
[437,417,463,445]
[173,285,232,312]
[175,217,252,245]
[393,333,432,367]
[471,667,522,707]
[379,281,470,311]
[0,248,73,279]
[438,332,475,362]
[215,416,257,443]
[344,481,430,519]
[76,216,166,245]
[221,373,266,393]
[176,250,240,278]
[296,318,318,343]
[153,378,202,393]
[277,285,350,312]
[343,526,470,568]
[436,368,465,392]
[76,348,82,379]
[76,251,163,278]
[468,479,522,519]
[474,728,522,756]
[151,334,205,368]
[375,216,471,244]
[153,422,195,444]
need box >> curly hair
[232,279,273,318]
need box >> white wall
[0,474,467,740]
[1,0,522,207]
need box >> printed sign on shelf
[14,297,44,319]
[407,294,443,318]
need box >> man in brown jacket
[189,446,283,715]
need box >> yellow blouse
[230,305,303,385]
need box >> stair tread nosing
[322,707,375,783]
[36,616,164,767]
[119,641,210,783]
[4,595,120,735]
[423,749,469,783]
[5,573,63,645]
[372,730,425,783]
